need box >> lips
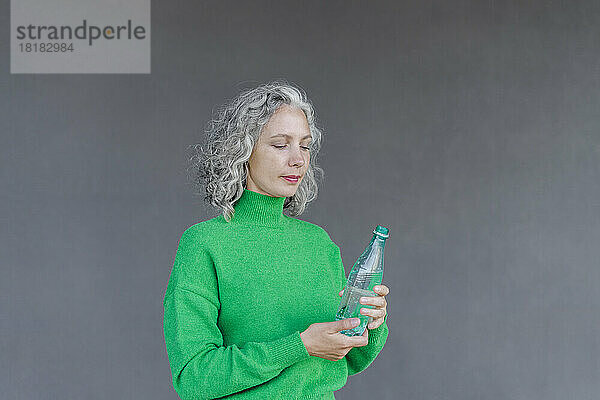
[282,175,300,183]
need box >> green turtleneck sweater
[163,189,388,400]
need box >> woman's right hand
[299,318,369,361]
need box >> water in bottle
[336,225,389,336]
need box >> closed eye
[272,145,310,151]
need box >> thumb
[330,318,360,333]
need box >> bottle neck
[370,234,387,248]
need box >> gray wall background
[2,1,599,399]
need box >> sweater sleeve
[330,242,389,376]
[163,227,311,400]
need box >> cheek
[252,146,275,164]
[267,149,288,165]
[253,150,284,173]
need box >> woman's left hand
[338,284,389,329]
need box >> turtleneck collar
[231,188,287,227]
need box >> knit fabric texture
[163,188,388,399]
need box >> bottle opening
[373,225,389,239]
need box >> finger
[368,319,382,329]
[345,334,368,347]
[374,285,390,296]
[359,296,386,307]
[338,289,343,297]
[360,308,386,318]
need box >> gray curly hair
[188,79,325,222]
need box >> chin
[276,189,295,198]
[276,185,298,198]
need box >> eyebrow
[270,133,312,140]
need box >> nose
[288,145,306,168]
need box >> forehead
[262,105,311,139]
[269,133,312,140]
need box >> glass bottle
[335,225,389,336]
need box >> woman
[163,80,390,399]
